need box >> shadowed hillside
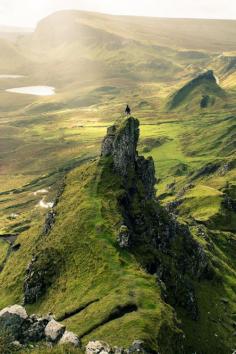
[167,70,226,111]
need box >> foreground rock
[0,307,143,353]
[0,305,80,348]
[59,330,80,347]
[86,340,147,354]
[86,340,112,354]
[45,319,65,342]
[0,305,28,342]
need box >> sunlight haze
[0,0,236,28]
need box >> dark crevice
[0,233,22,273]
[57,299,100,321]
[0,246,12,273]
[79,303,138,339]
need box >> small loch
[6,86,55,96]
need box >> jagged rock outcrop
[0,305,28,342]
[101,117,140,177]
[193,70,217,83]
[43,210,56,235]
[0,305,80,348]
[101,117,212,321]
[136,156,156,199]
[42,179,65,235]
[1,116,216,353]
[24,248,61,304]
[101,117,156,197]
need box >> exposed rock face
[129,340,146,353]
[0,305,79,348]
[86,340,148,354]
[42,179,65,235]
[24,315,49,342]
[24,248,61,305]
[117,225,130,248]
[194,70,217,83]
[101,125,117,157]
[136,156,156,199]
[59,330,80,347]
[101,117,156,196]
[101,117,140,177]
[0,305,50,344]
[86,340,112,354]
[0,305,28,342]
[0,305,28,320]
[45,319,65,342]
[101,117,212,322]
[43,210,56,235]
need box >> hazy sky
[0,0,236,28]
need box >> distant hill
[166,70,226,111]
[0,38,30,73]
[0,10,234,89]
[32,10,236,52]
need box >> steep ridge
[0,117,235,353]
[31,10,236,52]
[167,70,226,111]
[26,11,181,86]
[0,117,184,353]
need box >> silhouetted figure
[125,105,131,116]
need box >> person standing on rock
[125,105,131,116]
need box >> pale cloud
[0,0,235,28]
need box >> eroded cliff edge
[100,117,213,320]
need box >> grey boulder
[45,319,65,342]
[59,330,80,347]
[86,340,112,354]
[0,305,28,341]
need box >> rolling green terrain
[0,10,235,354]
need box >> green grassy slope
[0,157,182,353]
[0,117,235,354]
[0,10,235,354]
[166,70,226,111]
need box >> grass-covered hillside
[166,70,226,111]
[0,10,235,354]
[0,118,184,353]
[0,117,235,354]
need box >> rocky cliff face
[101,117,156,198]
[101,117,140,177]
[101,117,212,321]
